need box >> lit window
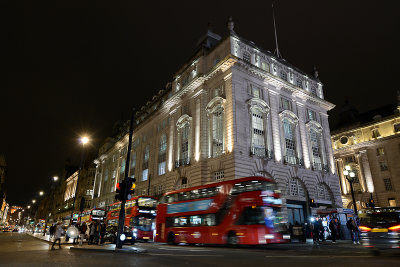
[261,62,269,72]
[280,97,292,111]
[250,85,261,98]
[158,162,166,176]
[308,109,317,121]
[120,159,125,174]
[310,129,322,171]
[142,169,148,181]
[211,108,224,157]
[388,198,397,207]
[181,124,190,161]
[283,119,296,164]
[251,108,266,157]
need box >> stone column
[359,150,375,193]
[355,152,367,192]
[269,90,282,162]
[296,102,311,168]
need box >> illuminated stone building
[332,97,400,209]
[92,19,341,224]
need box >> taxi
[359,211,400,249]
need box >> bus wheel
[167,232,177,245]
[227,231,238,247]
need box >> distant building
[92,19,341,224]
[0,155,7,225]
[332,94,400,209]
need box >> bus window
[232,181,277,195]
[138,197,157,207]
[237,207,265,225]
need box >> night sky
[1,1,399,206]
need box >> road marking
[265,255,374,258]
[149,253,224,257]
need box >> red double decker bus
[106,195,157,241]
[155,176,289,246]
[80,208,106,223]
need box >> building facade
[92,20,342,224]
[332,101,400,209]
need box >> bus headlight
[265,234,274,239]
[283,235,291,239]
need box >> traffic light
[309,198,316,207]
[367,198,375,208]
[126,177,136,200]
[115,181,126,201]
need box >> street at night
[1,232,400,266]
[2,1,400,266]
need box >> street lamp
[39,191,44,196]
[53,176,59,182]
[69,135,90,224]
[32,199,36,204]
[343,165,358,215]
[27,205,31,209]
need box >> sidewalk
[27,232,147,254]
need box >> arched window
[212,107,224,156]
[206,97,226,158]
[176,114,192,167]
[286,178,306,197]
[317,183,332,201]
[283,118,297,164]
[248,98,271,158]
[310,128,322,170]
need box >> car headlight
[133,229,137,233]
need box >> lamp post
[69,136,89,224]
[343,165,358,215]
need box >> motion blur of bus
[155,176,289,246]
[80,208,106,223]
[106,195,157,241]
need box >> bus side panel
[155,204,167,242]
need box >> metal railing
[175,157,190,168]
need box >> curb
[26,234,76,245]
[69,246,147,254]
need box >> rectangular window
[383,178,393,191]
[308,109,317,121]
[142,169,148,181]
[280,97,292,111]
[376,147,385,156]
[261,62,269,72]
[243,52,251,62]
[214,170,224,182]
[250,85,261,98]
[394,124,400,133]
[280,71,287,81]
[296,79,303,88]
[214,87,223,97]
[388,198,397,207]
[112,170,116,178]
[283,119,296,164]
[158,162,166,176]
[380,161,388,171]
[212,109,224,157]
[345,156,355,164]
[372,129,381,138]
[251,109,266,156]
[120,159,126,174]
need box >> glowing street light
[32,199,36,204]
[344,165,358,215]
[39,191,44,196]
[27,206,31,209]
[53,176,59,182]
[80,136,89,145]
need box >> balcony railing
[175,157,190,168]
[250,146,273,159]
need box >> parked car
[103,225,136,245]
[359,211,400,250]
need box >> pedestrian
[89,221,96,245]
[99,222,106,245]
[329,218,337,243]
[351,218,360,244]
[94,221,100,245]
[317,217,324,242]
[79,222,87,246]
[312,217,321,245]
[51,222,64,250]
[49,224,55,238]
[43,223,47,236]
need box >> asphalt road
[1,232,400,266]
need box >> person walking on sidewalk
[329,218,337,243]
[79,222,87,246]
[51,222,64,250]
[312,217,321,245]
[99,222,106,245]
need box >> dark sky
[1,1,399,206]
